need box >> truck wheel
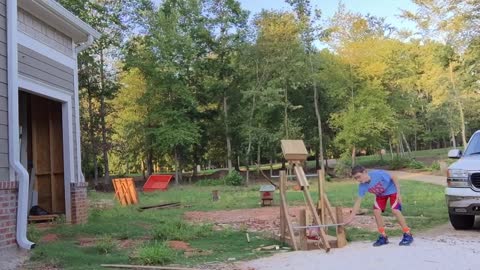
[449,214,474,230]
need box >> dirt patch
[118,239,145,249]
[40,233,59,243]
[77,237,97,247]
[168,240,193,251]
[167,240,213,257]
[184,207,389,235]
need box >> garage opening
[19,91,65,215]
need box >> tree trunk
[458,102,467,148]
[402,132,412,156]
[309,53,328,205]
[389,139,394,160]
[223,93,233,171]
[235,154,240,171]
[174,147,180,185]
[449,62,467,148]
[284,83,289,139]
[87,84,98,184]
[451,127,457,148]
[257,144,261,172]
[269,158,273,178]
[351,146,356,166]
[146,150,153,177]
[414,129,417,152]
[99,51,110,184]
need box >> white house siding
[17,8,73,56]
[17,44,79,182]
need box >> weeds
[195,179,223,186]
[132,242,176,265]
[152,220,213,241]
[95,235,116,254]
[27,224,41,243]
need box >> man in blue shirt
[346,165,414,246]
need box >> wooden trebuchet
[279,139,347,251]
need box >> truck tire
[449,214,474,230]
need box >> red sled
[143,175,174,192]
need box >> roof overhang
[17,0,101,43]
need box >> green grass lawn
[26,179,447,269]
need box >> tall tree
[203,0,249,172]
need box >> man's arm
[391,175,402,203]
[346,196,363,224]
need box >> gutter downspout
[74,34,93,184]
[8,0,35,249]
[75,35,94,54]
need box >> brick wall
[71,182,88,224]
[0,181,18,250]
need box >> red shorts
[374,193,402,212]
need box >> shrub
[224,170,244,186]
[388,157,410,170]
[407,159,425,169]
[132,242,175,265]
[430,161,440,171]
[334,157,352,177]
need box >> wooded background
[58,0,480,184]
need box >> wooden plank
[28,214,59,222]
[280,140,308,161]
[121,180,132,205]
[126,178,138,204]
[48,100,65,213]
[318,169,325,229]
[139,202,180,210]
[302,187,330,251]
[49,104,56,212]
[299,209,308,250]
[294,165,309,187]
[112,179,127,206]
[279,170,286,244]
[279,189,298,251]
[323,193,337,224]
[336,207,347,248]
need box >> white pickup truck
[446,130,480,229]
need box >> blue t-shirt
[358,170,397,197]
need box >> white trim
[18,0,100,43]
[18,76,74,222]
[17,31,76,68]
[34,0,100,39]
[19,74,72,98]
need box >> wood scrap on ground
[138,202,181,212]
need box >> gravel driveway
[242,221,480,270]
[241,171,480,270]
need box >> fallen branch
[254,163,278,188]
[101,264,200,270]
